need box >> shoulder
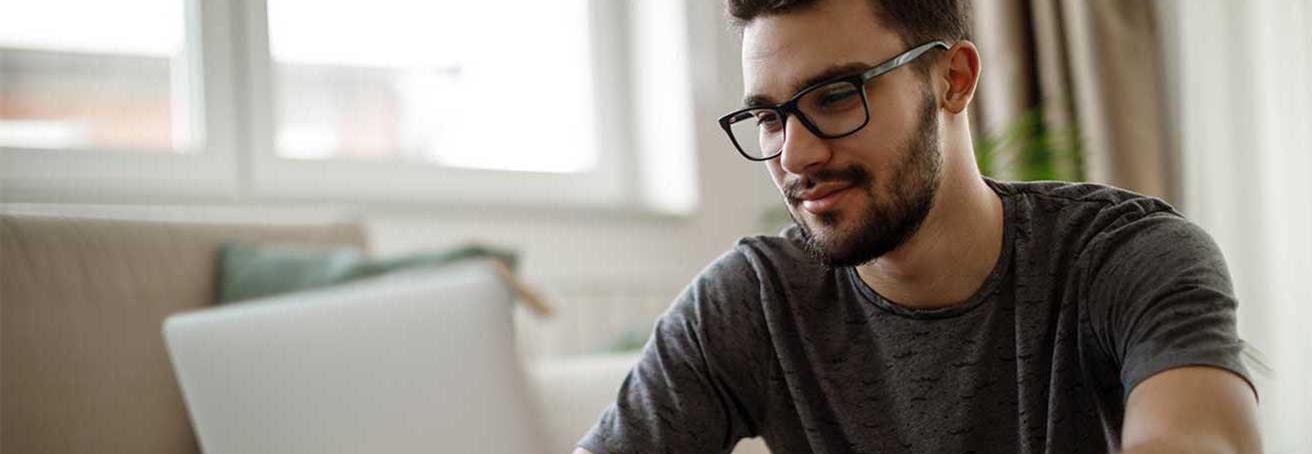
[702,225,826,288]
[1001,181,1219,269]
[991,178,1178,220]
[990,179,1194,256]
[670,227,826,324]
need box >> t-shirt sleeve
[1081,212,1254,400]
[577,247,770,454]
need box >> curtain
[1163,0,1312,450]
[970,0,1177,202]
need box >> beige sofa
[0,214,366,454]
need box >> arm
[1121,366,1260,453]
[1080,212,1260,453]
[574,248,768,454]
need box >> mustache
[783,164,872,203]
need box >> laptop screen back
[164,262,545,454]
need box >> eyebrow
[742,62,872,108]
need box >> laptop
[163,261,547,454]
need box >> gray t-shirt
[579,179,1252,454]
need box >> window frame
[238,0,632,208]
[0,0,241,203]
[1,0,696,214]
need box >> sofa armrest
[528,353,640,454]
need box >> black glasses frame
[718,40,950,162]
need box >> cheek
[833,86,925,169]
[829,131,898,175]
[862,76,926,139]
[766,161,788,189]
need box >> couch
[1,214,369,453]
[0,213,770,454]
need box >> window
[0,0,195,153]
[1,0,698,213]
[266,0,596,173]
[0,0,237,201]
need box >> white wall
[1160,0,1312,451]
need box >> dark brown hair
[726,0,972,46]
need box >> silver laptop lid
[164,261,546,454]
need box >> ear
[938,40,981,115]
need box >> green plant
[975,108,1085,181]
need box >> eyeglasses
[718,40,948,162]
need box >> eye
[755,111,783,132]
[811,83,862,112]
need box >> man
[575,0,1260,452]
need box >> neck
[855,129,1004,309]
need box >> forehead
[740,0,905,103]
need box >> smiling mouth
[783,164,873,215]
[798,185,855,214]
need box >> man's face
[741,0,943,267]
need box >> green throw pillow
[217,241,518,304]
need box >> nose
[777,115,833,175]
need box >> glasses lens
[798,80,867,137]
[727,108,785,160]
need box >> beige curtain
[970,0,1177,202]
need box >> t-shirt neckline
[846,178,1017,320]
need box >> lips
[796,183,855,214]
[796,183,851,201]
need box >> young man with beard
[574,0,1260,452]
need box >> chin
[791,193,925,268]
[793,206,882,267]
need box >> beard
[787,90,942,268]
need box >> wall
[1160,0,1312,451]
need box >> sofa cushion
[0,214,365,454]
[217,242,517,303]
